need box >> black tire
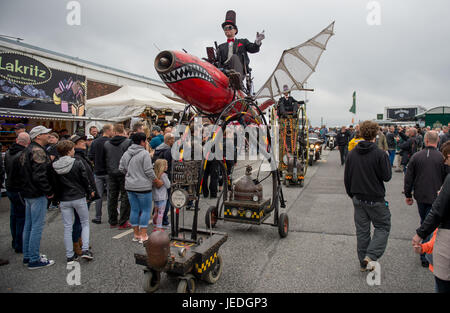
[177,278,196,293]
[142,270,160,293]
[299,179,304,187]
[205,206,218,229]
[204,253,223,284]
[278,213,289,238]
[308,157,313,166]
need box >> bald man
[404,131,447,267]
[5,132,31,253]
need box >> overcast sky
[1,0,449,126]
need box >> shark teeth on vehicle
[159,63,217,86]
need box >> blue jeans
[72,201,91,243]
[388,150,396,166]
[60,198,90,258]
[127,191,152,228]
[23,196,48,263]
[7,191,26,253]
[94,174,108,221]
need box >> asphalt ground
[0,148,434,293]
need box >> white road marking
[112,229,134,239]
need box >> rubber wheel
[204,253,223,284]
[205,206,218,229]
[142,270,160,293]
[299,180,304,187]
[278,213,289,238]
[177,278,196,293]
[308,157,313,166]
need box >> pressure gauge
[170,189,188,208]
[253,195,259,202]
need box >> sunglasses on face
[223,25,234,31]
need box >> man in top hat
[277,85,302,118]
[217,10,265,90]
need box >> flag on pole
[349,91,356,114]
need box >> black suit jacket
[217,38,260,70]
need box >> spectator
[71,134,99,255]
[104,123,132,229]
[53,140,95,263]
[376,128,388,152]
[404,131,447,267]
[348,130,364,152]
[5,132,31,254]
[439,126,450,148]
[152,159,171,232]
[153,133,175,227]
[344,121,392,271]
[150,126,164,149]
[413,171,450,293]
[86,134,94,149]
[59,129,70,140]
[337,126,351,166]
[19,126,56,269]
[119,132,158,243]
[0,124,4,189]
[398,127,418,174]
[386,126,397,167]
[132,121,144,134]
[88,124,113,224]
[14,123,26,136]
[45,132,60,162]
[89,125,99,139]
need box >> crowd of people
[343,120,450,293]
[0,119,448,292]
[0,121,176,268]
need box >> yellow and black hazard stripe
[171,241,195,248]
[224,208,264,219]
[195,252,218,274]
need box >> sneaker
[119,222,132,229]
[132,236,141,242]
[139,236,149,244]
[81,250,94,260]
[91,219,101,224]
[24,254,48,266]
[67,254,79,264]
[28,258,55,270]
[362,256,375,272]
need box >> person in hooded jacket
[103,123,132,229]
[119,132,158,243]
[4,132,31,253]
[344,120,392,272]
[70,134,99,256]
[53,140,95,263]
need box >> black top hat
[222,10,238,34]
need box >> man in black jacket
[344,121,392,271]
[398,127,418,174]
[277,85,302,117]
[103,123,132,229]
[337,126,351,166]
[217,10,264,90]
[4,132,31,253]
[404,131,446,267]
[88,123,113,224]
[19,126,56,269]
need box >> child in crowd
[153,159,171,231]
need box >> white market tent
[86,85,185,122]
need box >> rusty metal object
[233,165,263,201]
[145,231,170,269]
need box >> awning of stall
[0,108,116,122]
[85,85,185,122]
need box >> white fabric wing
[255,21,335,101]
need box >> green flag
[349,91,356,114]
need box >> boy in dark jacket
[53,140,95,263]
[344,121,392,272]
